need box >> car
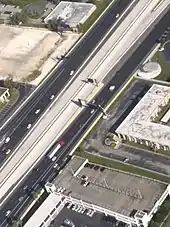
[50,95,55,100]
[64,219,75,227]
[90,109,95,114]
[116,13,119,18]
[5,149,11,155]
[27,124,32,129]
[5,137,10,143]
[23,185,28,191]
[53,163,59,169]
[123,158,129,163]
[52,156,57,162]
[109,85,115,91]
[91,99,95,104]
[102,114,108,120]
[80,207,86,213]
[70,70,75,76]
[5,210,11,216]
[35,109,40,114]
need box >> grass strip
[75,149,170,183]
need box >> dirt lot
[0,25,80,85]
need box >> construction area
[0,25,80,85]
[53,156,168,222]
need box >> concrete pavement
[0,0,169,205]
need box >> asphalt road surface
[0,0,134,165]
[0,7,170,227]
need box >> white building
[115,84,170,150]
[137,62,161,79]
[23,156,170,227]
[44,1,96,27]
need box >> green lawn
[74,149,170,183]
[161,213,170,227]
[0,88,19,111]
[149,199,170,227]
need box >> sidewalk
[0,0,169,204]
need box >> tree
[4,75,18,90]
[9,11,27,25]
[31,187,43,200]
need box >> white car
[90,109,95,114]
[50,95,55,100]
[27,124,32,129]
[102,115,108,120]
[52,156,57,162]
[70,70,75,76]
[53,163,59,169]
[5,149,11,155]
[109,85,115,91]
[116,13,119,18]
[5,210,11,216]
[35,109,40,114]
[5,137,10,144]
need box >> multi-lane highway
[0,0,134,164]
[1,6,170,227]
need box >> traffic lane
[1,0,133,136]
[0,0,134,155]
[0,0,138,162]
[1,7,170,225]
[0,110,99,226]
[0,91,55,161]
[0,158,51,222]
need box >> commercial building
[115,84,170,150]
[0,4,22,24]
[23,156,170,227]
[44,1,96,27]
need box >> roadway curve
[1,6,170,227]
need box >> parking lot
[52,206,127,227]
[53,156,167,218]
[84,80,170,175]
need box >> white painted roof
[137,62,161,79]
[116,84,170,146]
[24,193,61,227]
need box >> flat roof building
[0,4,22,24]
[44,1,96,27]
[115,84,170,150]
[39,156,170,227]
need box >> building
[44,1,96,27]
[0,4,22,24]
[115,84,170,150]
[0,87,10,103]
[23,156,170,227]
[137,61,161,79]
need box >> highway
[0,0,133,164]
[0,6,170,227]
